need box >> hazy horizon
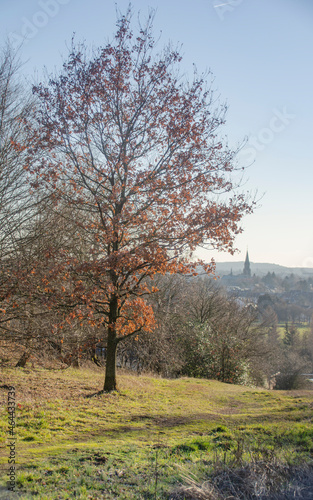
[214,259,313,269]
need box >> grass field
[276,323,311,340]
[0,367,312,499]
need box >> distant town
[215,252,313,323]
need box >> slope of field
[0,367,312,499]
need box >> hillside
[0,367,312,499]
[215,261,313,278]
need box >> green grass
[276,322,311,339]
[0,367,312,498]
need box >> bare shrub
[170,461,313,499]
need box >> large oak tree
[26,11,254,391]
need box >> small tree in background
[0,43,49,353]
[283,322,298,347]
[26,9,254,391]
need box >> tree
[283,322,298,348]
[184,277,225,325]
[176,282,268,384]
[26,10,254,391]
[0,44,37,257]
[0,43,45,348]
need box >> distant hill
[214,261,313,278]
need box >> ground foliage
[0,368,312,498]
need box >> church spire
[243,250,251,277]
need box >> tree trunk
[16,351,31,368]
[103,295,119,392]
[71,355,80,368]
[71,338,80,368]
[103,334,118,391]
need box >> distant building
[243,250,251,277]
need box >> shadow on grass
[85,389,107,398]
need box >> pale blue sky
[1,0,312,267]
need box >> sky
[0,0,312,268]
